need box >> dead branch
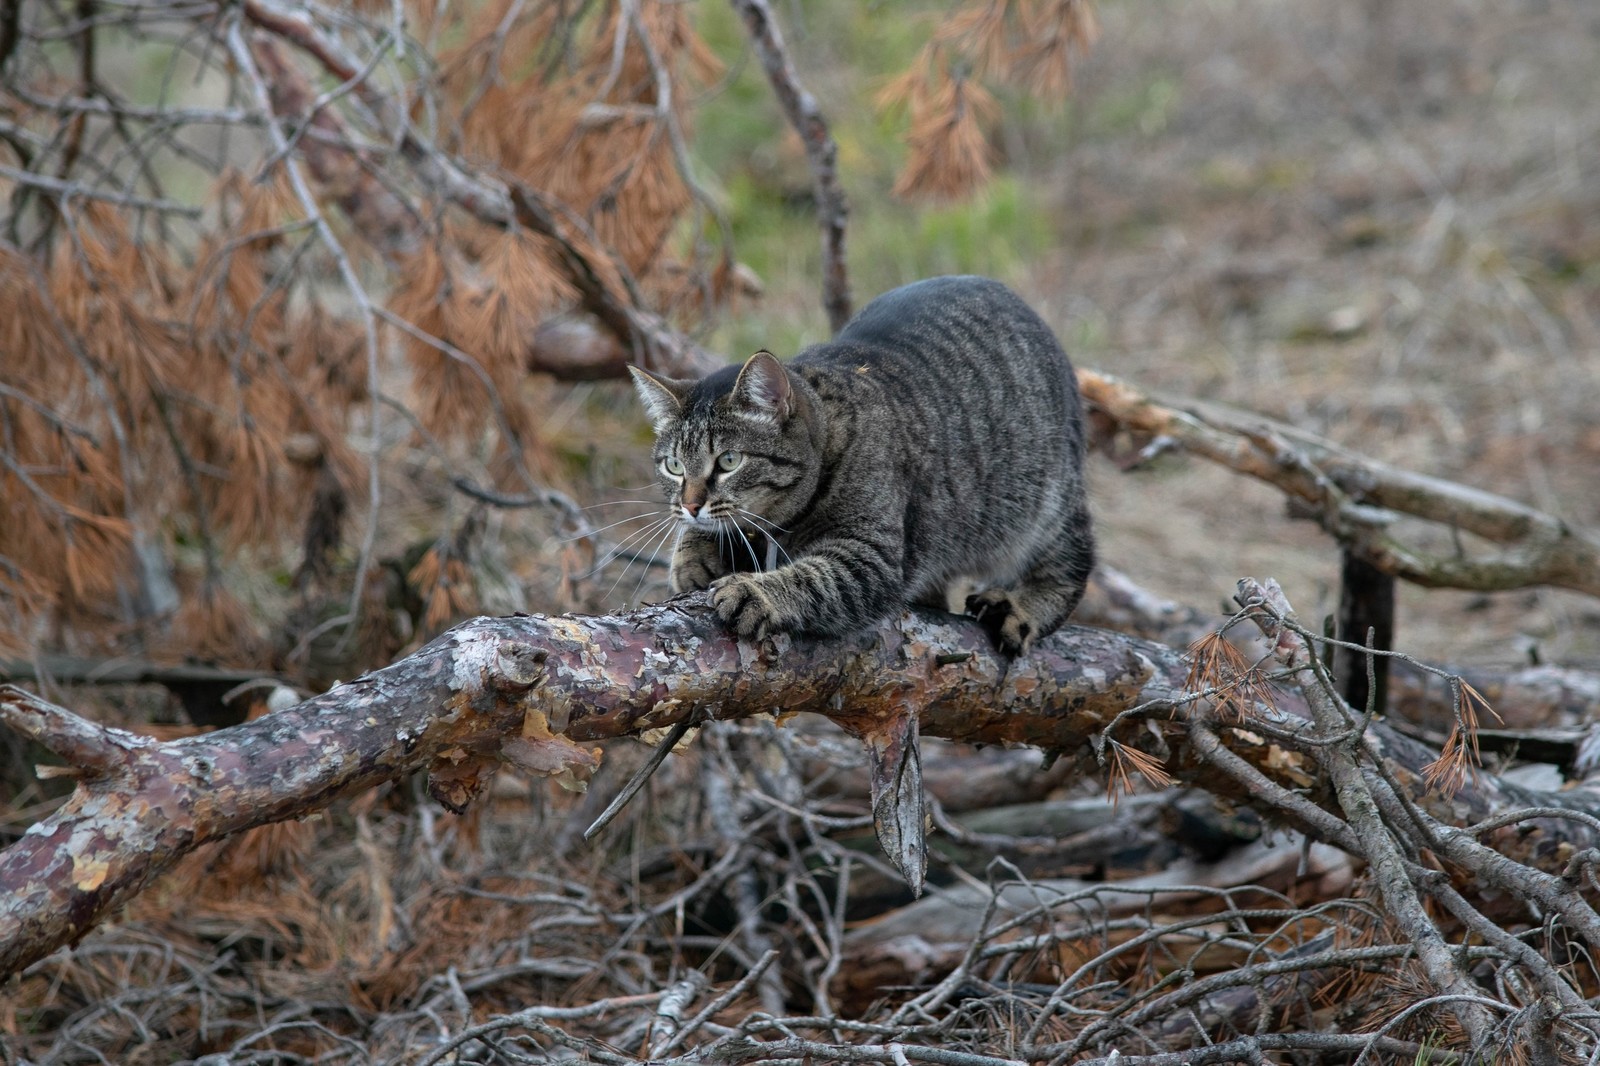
[1081,369,1600,598]
[7,590,1600,983]
[730,0,852,333]
[1236,577,1494,1046]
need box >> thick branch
[729,0,851,333]
[1080,370,1600,597]
[5,594,1600,979]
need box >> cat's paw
[965,589,1034,657]
[670,537,727,593]
[670,556,719,594]
[710,573,780,640]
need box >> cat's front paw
[710,573,781,641]
[670,555,719,594]
[670,536,726,593]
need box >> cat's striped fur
[628,275,1095,654]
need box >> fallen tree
[7,583,1600,1060]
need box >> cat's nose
[682,501,702,517]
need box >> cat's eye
[661,456,685,477]
[716,450,744,473]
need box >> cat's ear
[628,365,687,434]
[732,350,792,424]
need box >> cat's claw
[965,589,1033,657]
[711,574,777,641]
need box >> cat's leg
[710,532,903,641]
[966,518,1095,656]
[670,527,731,593]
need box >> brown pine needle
[1103,736,1174,804]
[1184,629,1277,721]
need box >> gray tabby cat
[627,275,1094,655]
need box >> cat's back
[792,275,1078,450]
[786,276,1087,600]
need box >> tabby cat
[628,275,1094,655]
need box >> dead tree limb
[5,592,1600,980]
[1236,577,1494,1046]
[1080,370,1600,598]
[729,0,852,333]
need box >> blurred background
[3,0,1597,692]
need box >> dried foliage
[0,0,1090,675]
[880,0,1098,201]
[0,0,736,670]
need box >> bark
[5,593,1600,979]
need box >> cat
[627,275,1095,655]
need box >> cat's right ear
[628,365,686,435]
[732,350,792,425]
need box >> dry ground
[1025,0,1600,665]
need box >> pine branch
[7,590,1600,981]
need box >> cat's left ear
[732,350,792,424]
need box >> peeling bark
[5,593,1600,979]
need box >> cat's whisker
[727,519,763,572]
[735,509,795,567]
[580,499,665,511]
[599,525,666,602]
[585,529,671,586]
[585,517,677,579]
[629,521,679,606]
[608,520,678,605]
[561,511,667,544]
[734,507,790,534]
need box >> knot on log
[494,642,548,693]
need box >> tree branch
[239,0,719,378]
[1080,370,1600,597]
[729,0,851,333]
[6,590,1600,980]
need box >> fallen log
[5,590,1600,981]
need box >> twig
[1235,577,1495,1049]
[0,163,202,216]
[729,0,851,332]
[583,714,697,841]
[227,16,386,659]
[654,949,782,1058]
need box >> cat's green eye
[716,450,744,473]
[661,456,685,477]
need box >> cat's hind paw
[965,589,1034,657]
[711,573,779,641]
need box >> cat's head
[629,351,818,532]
